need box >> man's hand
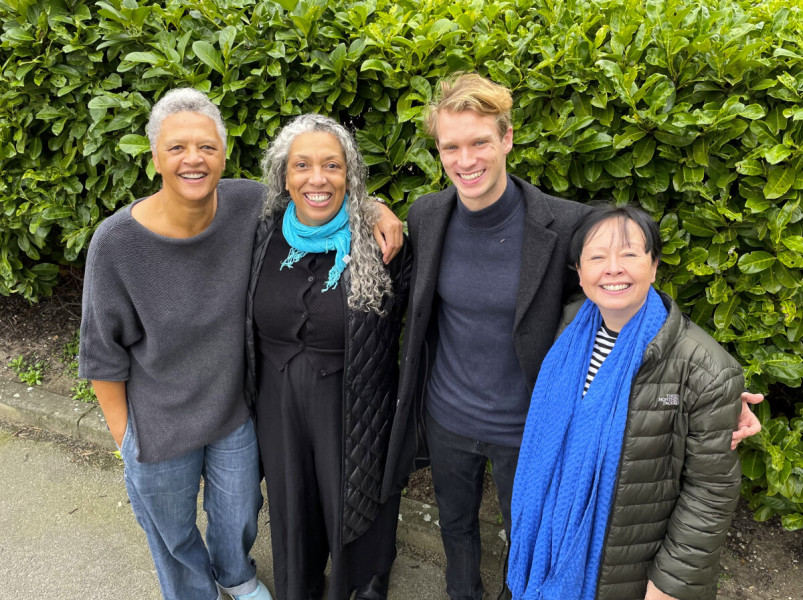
[732,391,764,450]
[372,202,404,264]
[645,580,677,600]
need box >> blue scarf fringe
[508,287,668,600]
[281,196,351,292]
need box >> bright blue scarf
[281,197,351,292]
[507,287,667,600]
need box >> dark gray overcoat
[380,175,590,500]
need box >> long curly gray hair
[261,113,392,314]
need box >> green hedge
[1,0,801,528]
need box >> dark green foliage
[740,399,803,531]
[1,0,801,526]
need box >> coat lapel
[513,178,559,331]
[411,193,454,316]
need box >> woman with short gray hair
[80,87,273,600]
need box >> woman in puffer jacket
[508,204,742,600]
[244,114,411,600]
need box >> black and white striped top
[583,325,618,396]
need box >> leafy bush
[740,400,803,531]
[1,0,801,526]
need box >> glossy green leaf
[407,148,439,181]
[122,51,162,65]
[765,166,796,199]
[572,133,613,153]
[118,134,151,157]
[360,59,393,75]
[782,236,803,253]
[780,513,803,531]
[765,144,792,165]
[41,207,74,220]
[738,251,777,274]
[741,451,766,480]
[713,294,738,329]
[193,41,225,74]
[87,96,121,109]
[602,155,631,178]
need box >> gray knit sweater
[79,179,265,462]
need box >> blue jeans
[120,418,263,600]
[425,410,519,600]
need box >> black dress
[253,229,397,600]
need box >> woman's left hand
[645,580,678,600]
[373,202,404,264]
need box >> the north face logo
[658,393,679,406]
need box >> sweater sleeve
[78,222,143,382]
[648,361,743,599]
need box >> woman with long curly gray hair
[260,113,393,314]
[245,113,412,600]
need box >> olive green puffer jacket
[563,291,743,600]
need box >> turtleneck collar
[455,176,522,231]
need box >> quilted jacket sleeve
[648,357,743,599]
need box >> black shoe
[352,573,389,600]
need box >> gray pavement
[0,379,507,599]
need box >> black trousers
[256,355,398,600]
[426,410,519,600]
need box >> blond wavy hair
[425,72,513,142]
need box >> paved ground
[0,378,508,599]
[3,381,803,599]
[0,423,460,599]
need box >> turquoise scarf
[280,197,351,292]
[507,287,667,600]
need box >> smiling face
[285,131,347,227]
[151,111,225,206]
[577,217,659,332]
[435,109,513,211]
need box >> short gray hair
[145,88,227,151]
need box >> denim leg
[425,411,485,600]
[203,420,263,596]
[121,423,218,600]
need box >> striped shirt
[584,325,618,396]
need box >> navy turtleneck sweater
[426,177,531,447]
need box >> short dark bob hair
[570,204,662,266]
